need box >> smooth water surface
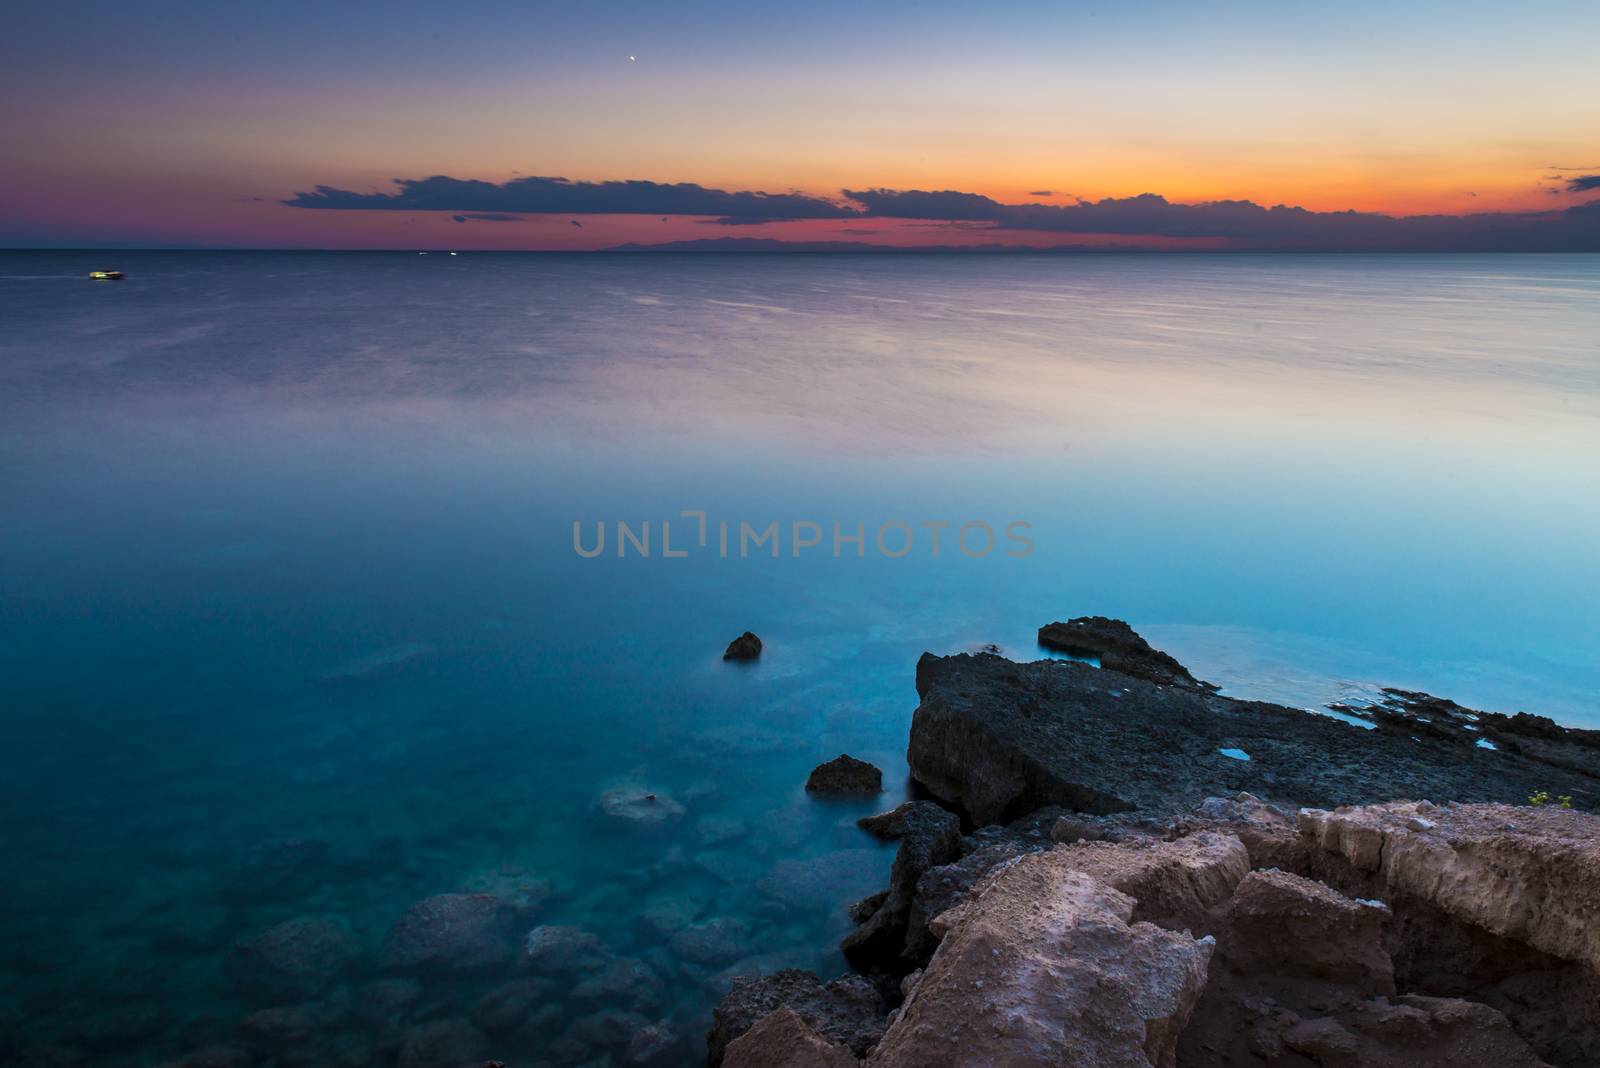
[2,251,1598,1065]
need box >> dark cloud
[285,172,1600,251]
[451,212,524,223]
[1028,190,1055,197]
[845,188,1600,251]
[286,175,856,223]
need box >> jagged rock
[224,914,361,998]
[384,893,520,973]
[1049,830,1251,933]
[1213,869,1396,995]
[1298,802,1600,973]
[1181,794,1306,870]
[843,802,963,968]
[522,924,608,973]
[724,632,763,661]
[805,755,883,796]
[870,853,1214,1067]
[707,969,886,1067]
[599,785,687,826]
[1037,615,1214,690]
[723,1007,859,1068]
[902,809,1067,962]
[908,643,1599,825]
[396,1017,488,1068]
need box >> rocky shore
[711,619,1600,1068]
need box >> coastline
[709,617,1600,1067]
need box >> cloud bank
[286,175,1600,251]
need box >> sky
[4,0,1599,250]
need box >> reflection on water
[1,251,1597,1064]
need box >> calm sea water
[2,251,1598,1065]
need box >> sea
[2,250,1597,1065]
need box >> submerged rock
[870,852,1214,1068]
[522,924,607,974]
[599,784,687,826]
[224,914,361,999]
[805,755,883,796]
[724,632,763,661]
[707,969,886,1067]
[396,1017,488,1068]
[384,893,520,973]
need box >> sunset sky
[5,0,1599,250]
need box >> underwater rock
[599,784,687,826]
[471,977,555,1033]
[1037,615,1214,690]
[668,917,753,966]
[756,849,884,910]
[707,968,886,1067]
[623,1020,681,1065]
[804,755,883,796]
[224,914,361,999]
[570,957,666,1014]
[384,893,520,973]
[908,635,1600,825]
[522,924,608,973]
[395,1017,489,1068]
[722,1007,859,1068]
[723,632,763,660]
[870,855,1213,1068]
[458,864,552,911]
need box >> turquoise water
[2,251,1598,1065]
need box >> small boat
[88,270,124,281]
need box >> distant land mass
[604,237,1129,253]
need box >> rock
[870,852,1214,1068]
[724,632,763,660]
[907,643,1599,826]
[396,1018,489,1068]
[805,755,883,796]
[224,914,361,998]
[1050,831,1251,933]
[521,924,607,973]
[842,802,963,968]
[1037,616,1214,690]
[1299,801,1600,972]
[471,977,554,1033]
[723,1007,859,1068]
[707,969,886,1067]
[384,893,520,973]
[457,864,551,911]
[599,784,687,826]
[565,1009,650,1049]
[756,849,885,910]
[669,917,753,966]
[1213,868,1396,995]
[571,957,665,1014]
[624,1019,681,1066]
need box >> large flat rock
[908,646,1600,825]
